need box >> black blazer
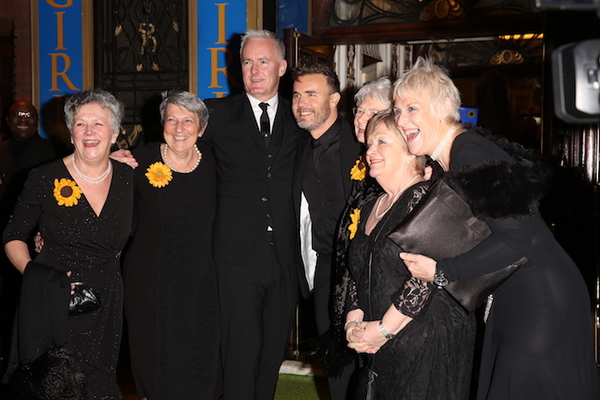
[204,93,306,266]
[293,116,361,297]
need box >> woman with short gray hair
[122,89,219,399]
[4,88,133,399]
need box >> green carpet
[274,374,331,400]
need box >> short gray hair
[64,89,124,134]
[159,90,209,130]
[240,30,285,62]
[393,57,461,123]
[354,77,392,109]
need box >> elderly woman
[396,58,600,399]
[3,89,133,399]
[345,111,475,399]
[326,77,392,376]
[121,89,219,399]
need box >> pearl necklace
[375,175,420,218]
[430,125,460,162]
[71,154,112,184]
[162,143,202,173]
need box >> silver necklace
[430,125,460,161]
[375,175,420,218]
[71,154,112,184]
[162,143,202,173]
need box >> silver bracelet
[378,320,396,340]
[344,319,361,331]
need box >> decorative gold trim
[247,0,262,30]
[308,0,312,35]
[82,0,93,89]
[188,1,198,93]
[31,0,39,107]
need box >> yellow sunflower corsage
[146,161,173,188]
[348,208,361,240]
[53,178,83,207]
[350,157,366,181]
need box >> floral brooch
[146,162,173,188]
[53,178,83,207]
[348,208,361,240]
[350,157,366,181]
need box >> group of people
[1,28,599,400]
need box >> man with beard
[292,63,361,399]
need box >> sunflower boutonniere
[348,208,361,240]
[53,178,83,207]
[350,157,366,181]
[146,162,173,188]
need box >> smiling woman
[3,89,134,400]
[394,57,600,400]
[121,89,220,399]
[344,111,475,400]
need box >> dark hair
[292,63,340,94]
[64,89,124,134]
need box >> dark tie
[259,102,270,146]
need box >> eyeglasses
[353,108,380,118]
[9,111,36,119]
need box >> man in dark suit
[203,30,306,399]
[0,101,58,361]
[291,64,361,399]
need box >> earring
[405,159,412,165]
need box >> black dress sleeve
[2,167,44,245]
[439,132,531,281]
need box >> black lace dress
[347,181,475,400]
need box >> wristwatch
[433,270,449,287]
[378,320,395,340]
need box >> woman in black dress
[345,111,475,399]
[395,57,600,399]
[327,77,392,376]
[3,89,133,399]
[122,90,219,399]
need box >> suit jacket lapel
[230,95,268,166]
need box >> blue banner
[37,0,84,138]
[196,1,247,100]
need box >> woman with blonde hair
[395,57,600,399]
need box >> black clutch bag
[388,180,525,311]
[69,282,101,316]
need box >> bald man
[0,100,58,360]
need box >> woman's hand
[34,232,44,253]
[400,252,436,282]
[110,149,138,169]
[66,271,76,295]
[347,321,388,354]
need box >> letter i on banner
[196,0,247,100]
[36,0,84,138]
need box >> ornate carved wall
[94,0,189,146]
